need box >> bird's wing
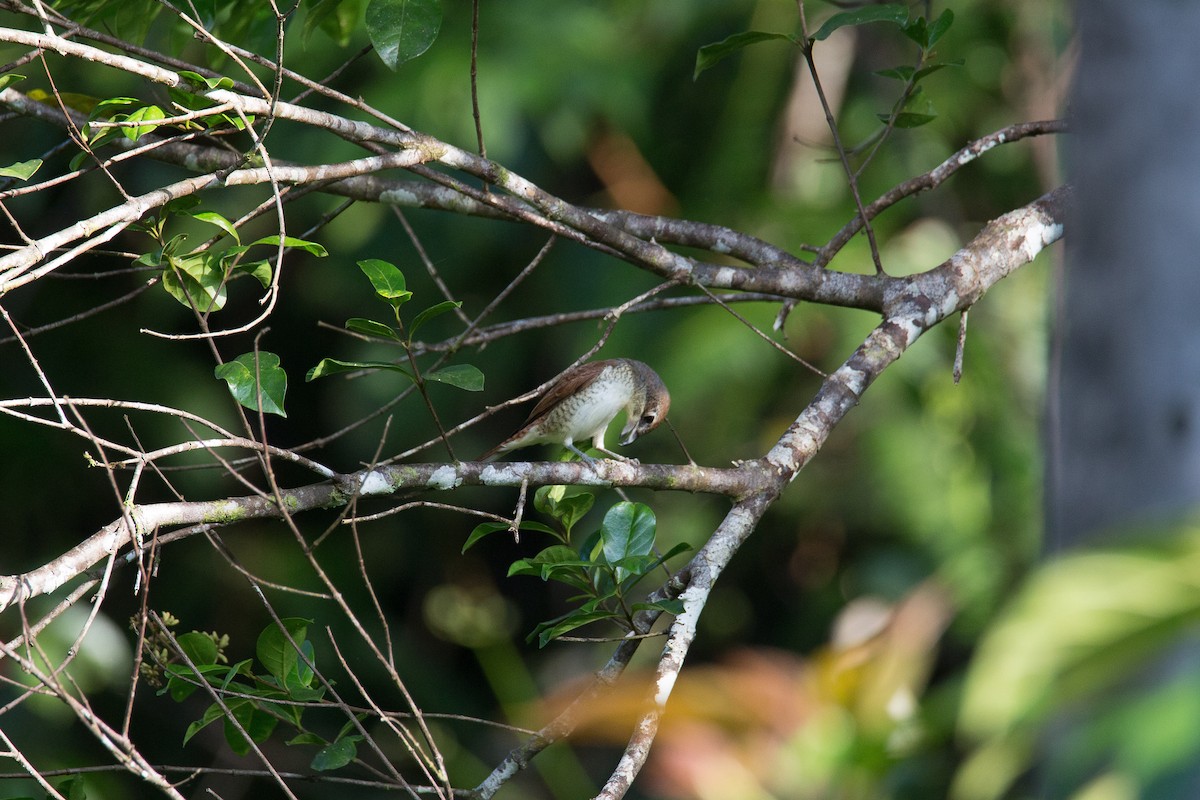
[524,359,614,422]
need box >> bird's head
[619,364,671,446]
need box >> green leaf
[90,96,140,118]
[287,732,327,746]
[122,105,166,141]
[0,73,26,92]
[425,363,484,391]
[409,299,462,338]
[190,210,240,244]
[178,70,235,91]
[249,234,328,257]
[0,159,41,181]
[924,8,954,48]
[58,776,86,800]
[312,735,361,771]
[164,663,231,702]
[811,4,909,42]
[534,486,595,534]
[914,59,963,81]
[305,357,414,382]
[600,502,657,581]
[183,701,226,745]
[177,631,219,666]
[462,520,556,553]
[234,259,272,288]
[632,598,686,615]
[303,0,357,46]
[961,538,1200,742]
[532,608,620,647]
[694,31,796,80]
[507,544,583,576]
[357,258,411,304]
[366,0,443,71]
[345,317,398,339]
[214,352,288,417]
[875,65,914,81]
[224,700,278,755]
[161,252,227,312]
[508,545,594,592]
[884,111,937,128]
[256,618,312,686]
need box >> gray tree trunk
[1051,1,1200,549]
[1048,2,1200,796]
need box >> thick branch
[0,459,757,610]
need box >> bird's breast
[552,377,632,438]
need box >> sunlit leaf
[357,258,410,304]
[0,159,41,181]
[190,210,240,244]
[250,234,328,257]
[178,70,235,91]
[122,104,166,141]
[162,252,227,311]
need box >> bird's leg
[593,446,638,464]
[566,444,599,465]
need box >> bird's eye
[640,414,656,426]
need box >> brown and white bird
[480,358,670,463]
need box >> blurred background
[0,1,1073,797]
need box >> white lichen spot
[358,470,391,495]
[654,669,678,707]
[714,266,739,286]
[428,465,461,490]
[480,464,511,484]
[380,188,420,206]
[1041,221,1065,247]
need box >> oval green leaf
[425,363,484,391]
[215,352,288,417]
[811,4,909,42]
[694,31,795,80]
[366,0,443,71]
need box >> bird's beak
[619,421,639,446]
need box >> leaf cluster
[465,486,689,647]
[694,4,960,134]
[151,616,363,772]
[306,258,484,390]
